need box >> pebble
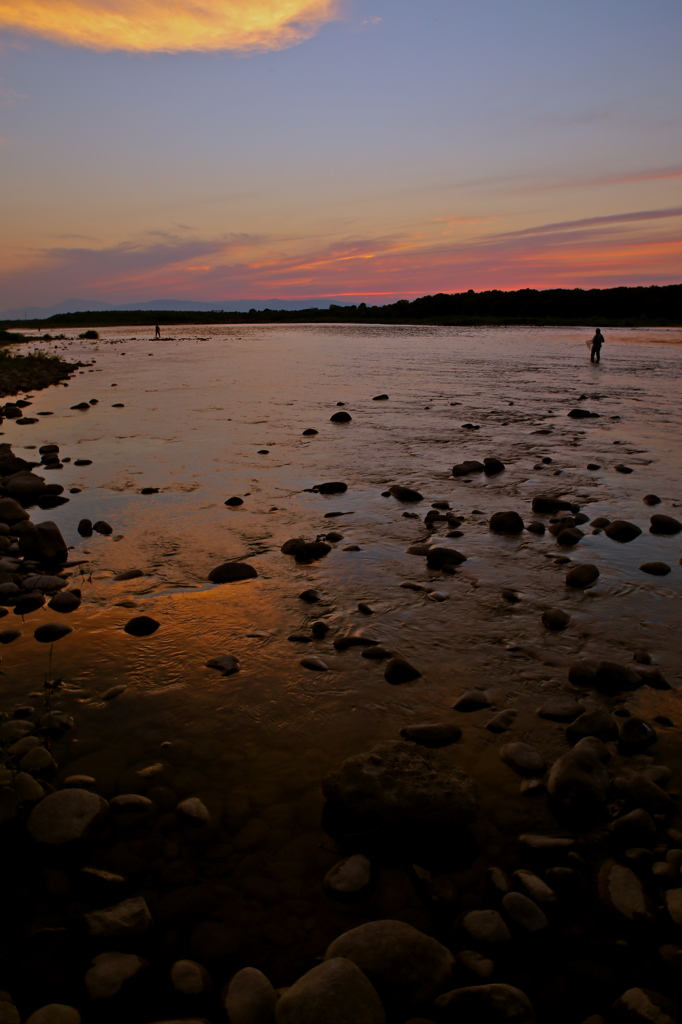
[314,481,348,494]
[639,561,671,576]
[605,520,642,542]
[566,710,618,743]
[177,797,210,823]
[123,615,160,637]
[205,655,240,676]
[458,951,495,979]
[208,561,258,582]
[225,496,244,506]
[114,568,144,581]
[33,622,73,643]
[513,869,556,903]
[324,854,373,899]
[399,722,462,747]
[85,952,147,998]
[541,608,571,631]
[486,709,517,732]
[536,697,584,721]
[650,513,681,535]
[454,689,492,712]
[611,988,678,1024]
[501,891,548,931]
[85,896,153,937]
[170,960,210,994]
[330,410,352,422]
[642,494,661,505]
[92,520,113,535]
[389,484,423,502]
[565,563,600,588]
[435,985,534,1024]
[300,656,329,671]
[489,511,524,534]
[311,620,330,638]
[223,967,277,1024]
[599,861,648,921]
[500,743,545,776]
[462,909,510,944]
[277,957,383,1023]
[385,657,421,684]
[361,645,391,659]
[101,684,127,700]
[299,588,321,602]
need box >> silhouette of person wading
[590,328,604,364]
[155,324,161,339]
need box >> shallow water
[2,323,682,1017]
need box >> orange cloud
[0,0,340,53]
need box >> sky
[1,0,681,311]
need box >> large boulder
[325,920,454,1012]
[322,741,477,831]
[435,983,535,1023]
[489,511,524,535]
[276,958,384,1024]
[3,470,47,499]
[611,988,679,1024]
[0,497,29,524]
[27,788,108,844]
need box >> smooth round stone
[170,959,210,994]
[486,709,517,733]
[85,952,147,999]
[27,789,108,844]
[177,797,210,823]
[536,698,584,721]
[277,958,383,1023]
[223,967,277,1024]
[500,743,545,776]
[435,984,534,1024]
[384,658,421,685]
[458,952,495,979]
[605,520,642,543]
[399,723,462,748]
[208,561,258,583]
[639,562,671,576]
[330,411,352,422]
[462,909,510,944]
[20,746,55,773]
[389,484,423,502]
[111,794,154,812]
[501,891,548,931]
[324,854,373,899]
[48,591,81,613]
[24,1007,81,1024]
[541,608,570,631]
[650,514,681,535]
[642,494,661,506]
[85,897,152,937]
[33,622,73,643]
[123,615,160,637]
[113,568,144,581]
[454,689,491,712]
[489,510,524,534]
[224,496,244,506]
[513,870,556,904]
[426,546,466,569]
[565,563,600,588]
[300,656,329,671]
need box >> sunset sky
[1,0,681,310]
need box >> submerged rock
[389,484,424,502]
[453,460,485,476]
[205,655,240,676]
[123,616,160,637]
[330,410,352,423]
[426,546,466,569]
[208,561,258,583]
[605,520,642,543]
[565,564,599,588]
[399,723,462,747]
[489,511,524,534]
[322,741,478,829]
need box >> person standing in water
[155,324,161,339]
[590,328,604,363]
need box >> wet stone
[541,608,570,631]
[454,690,492,712]
[435,984,535,1024]
[85,952,147,999]
[500,742,545,776]
[650,513,681,535]
[639,562,671,576]
[225,496,244,506]
[223,967,277,1024]
[277,958,384,1024]
[501,891,548,931]
[85,896,152,937]
[399,722,462,747]
[642,494,661,506]
[27,789,108,844]
[565,563,599,588]
[619,717,657,752]
[536,698,584,721]
[314,481,348,494]
[93,520,113,535]
[205,655,240,676]
[385,657,421,684]
[300,656,329,671]
[208,561,258,582]
[489,511,524,534]
[486,709,517,733]
[453,460,485,476]
[330,410,352,422]
[324,854,373,900]
[361,645,391,659]
[556,526,584,546]
[566,710,618,743]
[124,615,160,637]
[526,521,545,534]
[462,909,510,945]
[389,484,423,502]
[605,520,642,543]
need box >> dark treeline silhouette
[3,283,680,329]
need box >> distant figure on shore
[155,324,161,339]
[590,328,604,364]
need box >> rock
[0,498,29,524]
[77,519,93,536]
[225,496,244,506]
[532,495,574,514]
[311,620,330,638]
[639,562,671,576]
[526,522,545,535]
[300,656,329,671]
[111,794,153,812]
[500,743,545,776]
[23,1008,80,1024]
[568,408,598,419]
[599,861,649,922]
[4,471,47,498]
[330,411,352,423]
[302,428,318,435]
[0,629,21,644]
[27,788,107,843]
[490,511,524,534]
[501,892,547,932]
[643,494,661,506]
[665,889,682,927]
[20,746,55,773]
[556,527,584,546]
[400,723,462,747]
[608,809,657,848]
[373,394,389,400]
[426,546,466,569]
[325,920,454,1012]
[205,655,240,676]
[385,658,421,685]
[566,564,600,588]
[208,561,257,583]
[623,773,676,815]
[295,541,332,563]
[123,615,159,637]
[13,772,44,803]
[605,520,642,543]
[322,741,477,829]
[453,460,485,476]
[435,984,535,1023]
[650,514,681,535]
[361,645,391,659]
[614,464,633,474]
[389,485,423,502]
[458,952,494,980]
[299,588,321,603]
[48,591,81,613]
[513,870,556,904]
[85,951,147,998]
[547,737,610,813]
[324,854,373,900]
[171,960,210,994]
[93,520,113,535]
[611,988,679,1024]
[314,482,348,494]
[484,458,505,475]
[462,909,510,945]
[224,967,277,1024]
[333,633,379,651]
[277,958,383,1023]
[454,690,492,712]
[536,698,584,721]
[177,798,210,823]
[541,608,570,631]
[593,661,643,694]
[619,717,657,752]
[518,834,574,850]
[566,710,618,743]
[486,710,517,733]
[114,568,145,581]
[85,896,152,937]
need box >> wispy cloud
[2,207,681,308]
[0,0,340,53]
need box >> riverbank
[0,347,81,398]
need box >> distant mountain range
[1,297,358,319]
